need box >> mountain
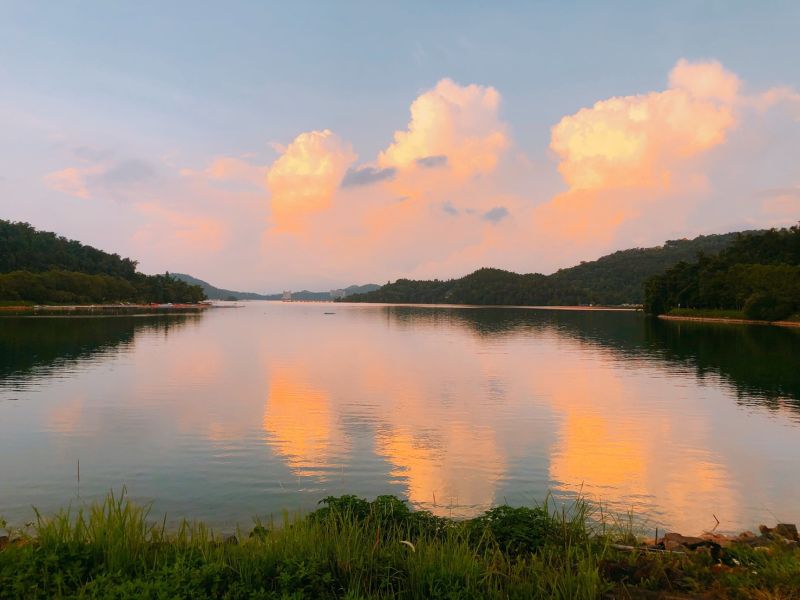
[171,273,272,301]
[172,274,380,301]
[347,231,757,307]
[0,220,205,304]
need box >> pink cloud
[133,202,226,253]
[43,166,100,199]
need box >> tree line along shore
[0,491,798,599]
[2,219,798,323]
[345,225,800,324]
[0,220,205,306]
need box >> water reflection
[0,304,798,532]
[0,315,197,385]
[263,364,346,477]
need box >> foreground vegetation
[645,226,800,320]
[0,220,204,304]
[346,232,745,307]
[1,493,798,599]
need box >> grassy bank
[2,493,799,599]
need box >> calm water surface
[1,302,799,533]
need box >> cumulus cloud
[379,79,508,178]
[550,60,739,192]
[340,165,396,187]
[266,129,356,231]
[531,59,746,253]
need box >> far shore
[659,314,800,328]
[0,303,211,316]
[337,301,642,311]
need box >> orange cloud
[44,166,100,199]
[379,79,509,179]
[266,129,356,231]
[551,60,738,191]
[532,59,741,251]
[182,156,266,189]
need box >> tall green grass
[1,491,798,598]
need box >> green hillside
[0,220,205,304]
[645,226,800,320]
[348,231,749,306]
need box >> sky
[1,1,799,291]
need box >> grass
[1,491,799,599]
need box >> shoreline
[340,301,641,311]
[659,314,800,328]
[0,303,212,316]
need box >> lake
[1,302,799,534]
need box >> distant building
[282,291,292,301]
[330,289,346,300]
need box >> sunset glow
[2,3,797,292]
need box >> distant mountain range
[171,273,379,301]
[347,231,759,306]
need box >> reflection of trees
[380,306,800,411]
[0,316,199,383]
[643,319,800,409]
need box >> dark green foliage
[311,495,450,542]
[348,232,746,306]
[2,492,798,599]
[0,220,137,278]
[467,505,557,556]
[743,292,795,321]
[0,220,205,304]
[644,226,800,319]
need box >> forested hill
[0,220,204,304]
[0,220,138,278]
[346,231,751,306]
[645,226,800,320]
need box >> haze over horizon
[2,2,799,290]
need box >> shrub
[743,292,795,321]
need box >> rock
[701,532,733,548]
[0,536,8,551]
[736,530,756,541]
[663,532,706,551]
[663,532,722,559]
[774,524,799,542]
[758,523,799,542]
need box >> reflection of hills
[643,319,800,408]
[380,306,800,410]
[0,316,198,384]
